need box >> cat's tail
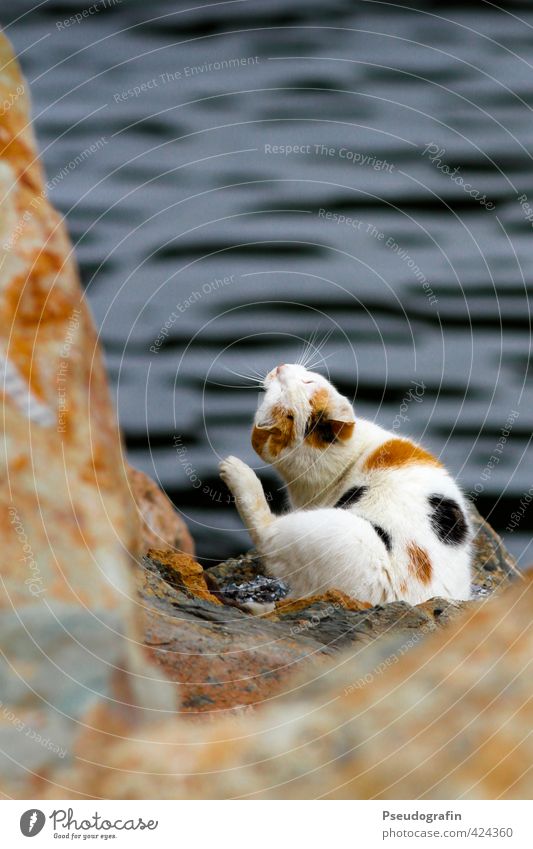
[219,456,273,546]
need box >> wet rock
[207,551,264,586]
[128,465,194,556]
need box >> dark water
[4,0,533,565]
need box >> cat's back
[341,422,472,602]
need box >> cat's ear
[328,399,355,437]
[252,406,295,458]
[251,423,271,458]
[327,417,355,441]
[305,400,355,445]
[252,422,282,442]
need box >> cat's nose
[275,364,286,375]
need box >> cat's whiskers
[207,379,261,390]
[296,327,320,367]
[220,366,265,387]
[300,328,335,369]
[305,350,338,372]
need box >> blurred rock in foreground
[0,32,177,798]
[128,465,194,555]
[50,564,533,800]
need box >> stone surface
[140,552,333,714]
[146,549,220,604]
[127,465,194,556]
[468,505,520,596]
[0,32,175,798]
[43,565,533,800]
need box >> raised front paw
[219,456,271,537]
[219,455,263,500]
[220,455,254,492]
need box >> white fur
[220,364,473,605]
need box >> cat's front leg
[219,456,273,546]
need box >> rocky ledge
[141,505,520,715]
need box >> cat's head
[252,363,355,465]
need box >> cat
[219,363,473,605]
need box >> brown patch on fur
[407,542,433,584]
[268,405,296,456]
[305,388,354,448]
[310,387,329,410]
[251,425,270,458]
[251,405,295,458]
[331,420,355,441]
[364,438,442,472]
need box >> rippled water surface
[4,0,533,564]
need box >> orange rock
[140,551,332,715]
[0,31,175,799]
[146,549,219,604]
[274,589,373,616]
[127,465,194,556]
[53,569,533,800]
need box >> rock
[0,32,176,797]
[140,551,333,714]
[127,465,194,556]
[217,575,290,606]
[48,565,533,800]
[139,563,471,713]
[469,504,520,594]
[134,503,518,714]
[274,589,372,614]
[145,549,220,604]
[207,551,264,586]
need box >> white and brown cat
[220,363,472,605]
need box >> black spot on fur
[335,485,368,508]
[428,494,468,545]
[371,523,392,552]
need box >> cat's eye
[286,413,294,420]
[303,380,314,384]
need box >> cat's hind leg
[257,509,394,604]
[219,455,273,546]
